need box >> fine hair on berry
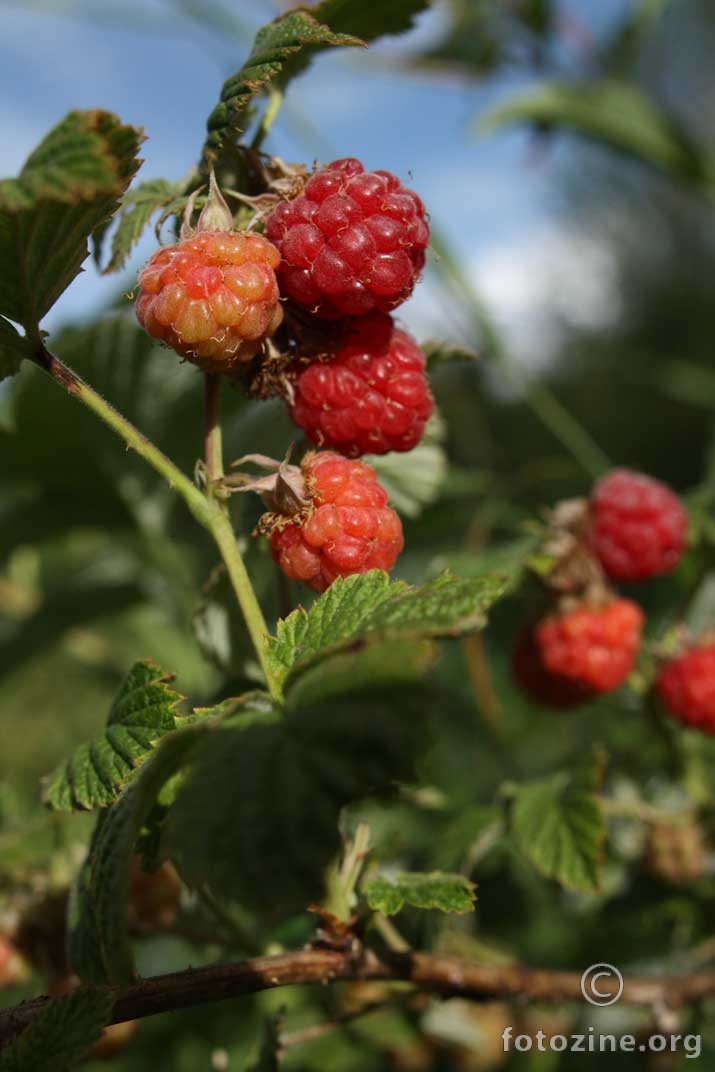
[289,313,434,456]
[136,230,283,372]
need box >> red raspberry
[289,314,434,456]
[513,598,644,707]
[588,469,688,582]
[656,644,715,733]
[269,452,403,592]
[265,158,429,319]
[136,230,283,372]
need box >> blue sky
[0,0,629,354]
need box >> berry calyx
[288,313,434,456]
[265,158,429,319]
[513,598,644,708]
[588,469,688,583]
[136,230,283,372]
[257,451,403,592]
[656,642,715,733]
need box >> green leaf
[94,177,178,274]
[69,726,206,984]
[367,414,448,518]
[432,534,544,591]
[423,340,480,369]
[0,986,113,1072]
[479,80,709,188]
[44,659,188,812]
[0,110,143,334]
[363,871,476,916]
[0,316,30,382]
[164,658,434,915]
[299,0,429,44]
[509,752,606,893]
[266,569,508,690]
[285,636,436,710]
[202,11,362,168]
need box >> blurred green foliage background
[2,1,715,1068]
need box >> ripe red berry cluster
[514,469,688,710]
[265,159,433,460]
[136,158,432,591]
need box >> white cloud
[471,222,621,367]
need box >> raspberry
[588,469,688,582]
[265,158,429,319]
[289,314,434,456]
[513,598,644,707]
[656,643,715,733]
[136,230,283,372]
[268,452,403,592]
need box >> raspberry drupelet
[656,643,715,733]
[289,313,434,456]
[588,468,688,583]
[265,158,429,319]
[136,230,283,373]
[513,598,644,708]
[268,452,403,592]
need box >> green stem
[31,345,281,701]
[32,345,213,528]
[203,372,225,494]
[429,226,610,479]
[210,509,279,699]
[250,86,284,151]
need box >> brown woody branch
[2,947,715,1050]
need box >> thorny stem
[31,346,213,528]
[30,345,281,701]
[4,947,715,1047]
[210,511,278,696]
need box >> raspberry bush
[1,2,714,1070]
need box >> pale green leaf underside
[367,412,448,518]
[364,872,477,916]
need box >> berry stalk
[30,344,281,702]
[203,373,225,493]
